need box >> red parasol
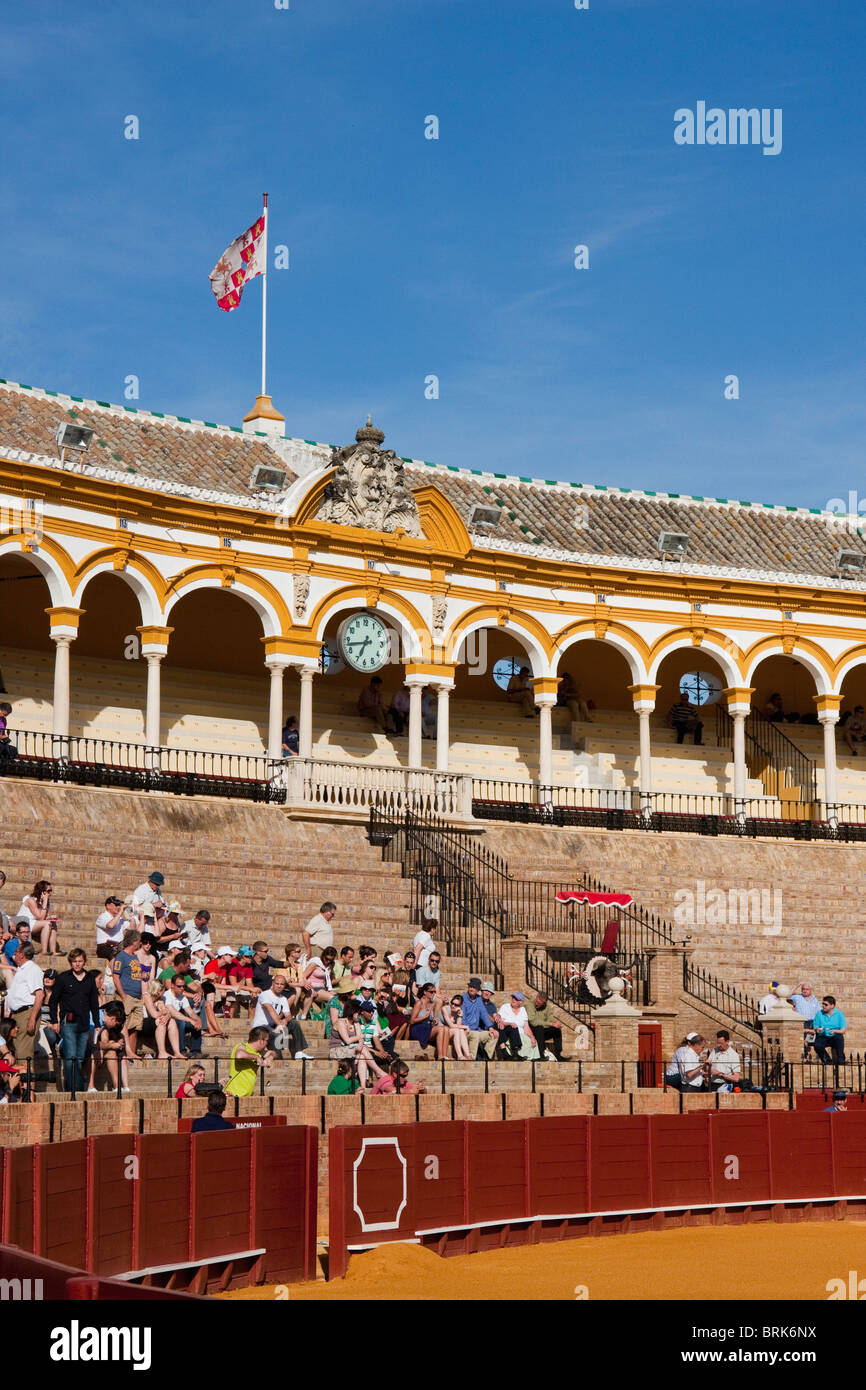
[555,890,633,908]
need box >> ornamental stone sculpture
[316,418,423,538]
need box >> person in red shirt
[371,1059,426,1095]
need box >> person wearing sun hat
[497,992,538,1060]
[130,871,166,931]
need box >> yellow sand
[220,1221,866,1301]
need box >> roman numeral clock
[337,612,391,672]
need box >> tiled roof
[1,378,864,584]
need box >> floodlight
[658,531,689,557]
[249,463,287,491]
[55,422,93,452]
[836,549,866,574]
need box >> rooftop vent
[471,506,502,527]
[249,463,287,491]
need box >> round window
[320,640,345,676]
[679,671,723,706]
[493,657,528,692]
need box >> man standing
[667,693,703,746]
[790,982,820,1022]
[526,993,564,1061]
[5,943,44,1066]
[460,977,498,1060]
[48,948,100,1094]
[812,995,846,1067]
[111,928,152,1057]
[302,903,337,961]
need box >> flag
[209,212,266,312]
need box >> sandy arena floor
[221,1221,866,1301]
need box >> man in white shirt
[665,1033,707,1090]
[707,1031,743,1089]
[182,910,212,952]
[252,975,312,1059]
[413,923,438,972]
[302,902,337,961]
[6,943,45,1061]
[131,871,166,928]
[758,983,782,1014]
[95,896,127,956]
[161,975,203,1056]
[498,992,534,1060]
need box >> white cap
[217,946,236,957]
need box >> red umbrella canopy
[555,890,633,908]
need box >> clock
[338,612,392,673]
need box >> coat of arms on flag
[209,213,266,311]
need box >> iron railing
[716,705,818,805]
[684,961,762,1039]
[0,728,286,803]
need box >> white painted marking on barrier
[352,1137,408,1233]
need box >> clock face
[338,612,392,673]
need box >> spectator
[0,868,9,934]
[526,993,564,1061]
[825,1089,848,1112]
[329,1000,382,1089]
[707,1031,743,1090]
[497,992,537,1060]
[327,977,357,1044]
[327,1060,361,1095]
[0,1058,21,1103]
[388,686,410,736]
[130,870,166,932]
[459,978,498,1060]
[0,701,15,758]
[505,665,535,718]
[372,1059,427,1095]
[224,1026,273,1098]
[332,945,355,981]
[157,947,194,987]
[191,1090,233,1132]
[204,947,240,1014]
[5,942,44,1066]
[2,921,31,986]
[188,975,223,1039]
[252,974,313,1059]
[667,694,703,746]
[764,692,785,723]
[665,1033,708,1091]
[48,948,100,1095]
[175,1063,206,1099]
[95,896,127,959]
[94,1000,130,1093]
[390,962,414,1014]
[230,946,256,1013]
[182,910,212,953]
[0,1019,19,1067]
[36,968,60,1071]
[111,930,154,1058]
[790,982,820,1022]
[161,975,203,1056]
[358,999,396,1066]
[301,946,337,1017]
[302,902,337,961]
[251,939,283,993]
[17,879,60,956]
[357,676,395,732]
[281,716,300,758]
[480,982,504,1053]
[415,950,442,992]
[408,982,442,1057]
[843,706,866,756]
[145,981,180,1059]
[421,688,436,739]
[412,923,438,972]
[758,982,782,1014]
[378,984,410,1042]
[557,671,592,722]
[812,995,846,1067]
[440,995,472,1060]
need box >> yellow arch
[0,532,76,591]
[446,605,555,666]
[553,617,651,671]
[73,548,167,608]
[744,635,834,689]
[309,585,431,649]
[164,564,292,633]
[832,643,866,686]
[648,627,745,682]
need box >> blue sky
[2,0,865,506]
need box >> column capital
[298,665,315,683]
[46,606,83,636]
[403,662,455,686]
[813,693,842,719]
[137,624,173,657]
[723,686,755,713]
[531,676,559,699]
[628,683,660,710]
[261,634,321,664]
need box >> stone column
[643,941,693,1057]
[628,684,660,812]
[435,682,453,773]
[137,626,172,751]
[406,680,424,769]
[46,607,83,743]
[298,666,315,759]
[723,688,754,814]
[591,980,642,1087]
[814,694,842,818]
[500,933,529,994]
[531,678,559,793]
[265,659,288,761]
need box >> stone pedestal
[761,988,807,1091]
[500,934,529,996]
[644,942,692,1011]
[591,981,641,1087]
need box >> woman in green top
[327,1060,361,1095]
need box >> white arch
[451,616,551,678]
[554,630,646,685]
[72,563,162,627]
[314,595,427,663]
[744,647,832,697]
[828,651,866,695]
[648,637,740,690]
[0,540,71,608]
[164,577,281,638]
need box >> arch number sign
[338,612,392,673]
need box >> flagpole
[261,192,268,398]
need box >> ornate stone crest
[293,572,310,621]
[315,418,423,538]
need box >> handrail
[716,706,817,804]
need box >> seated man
[95,896,127,959]
[557,671,592,722]
[388,686,410,736]
[812,995,846,1067]
[667,694,703,745]
[707,1030,743,1089]
[191,1090,233,1132]
[357,676,394,732]
[252,973,312,1059]
[415,950,442,992]
[665,1033,708,1091]
[843,705,866,756]
[160,975,203,1056]
[764,692,785,722]
[526,992,564,1061]
[497,992,537,1060]
[460,977,498,1060]
[505,666,535,718]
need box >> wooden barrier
[328,1111,866,1278]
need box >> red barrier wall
[0,1126,318,1295]
[329,1111,866,1278]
